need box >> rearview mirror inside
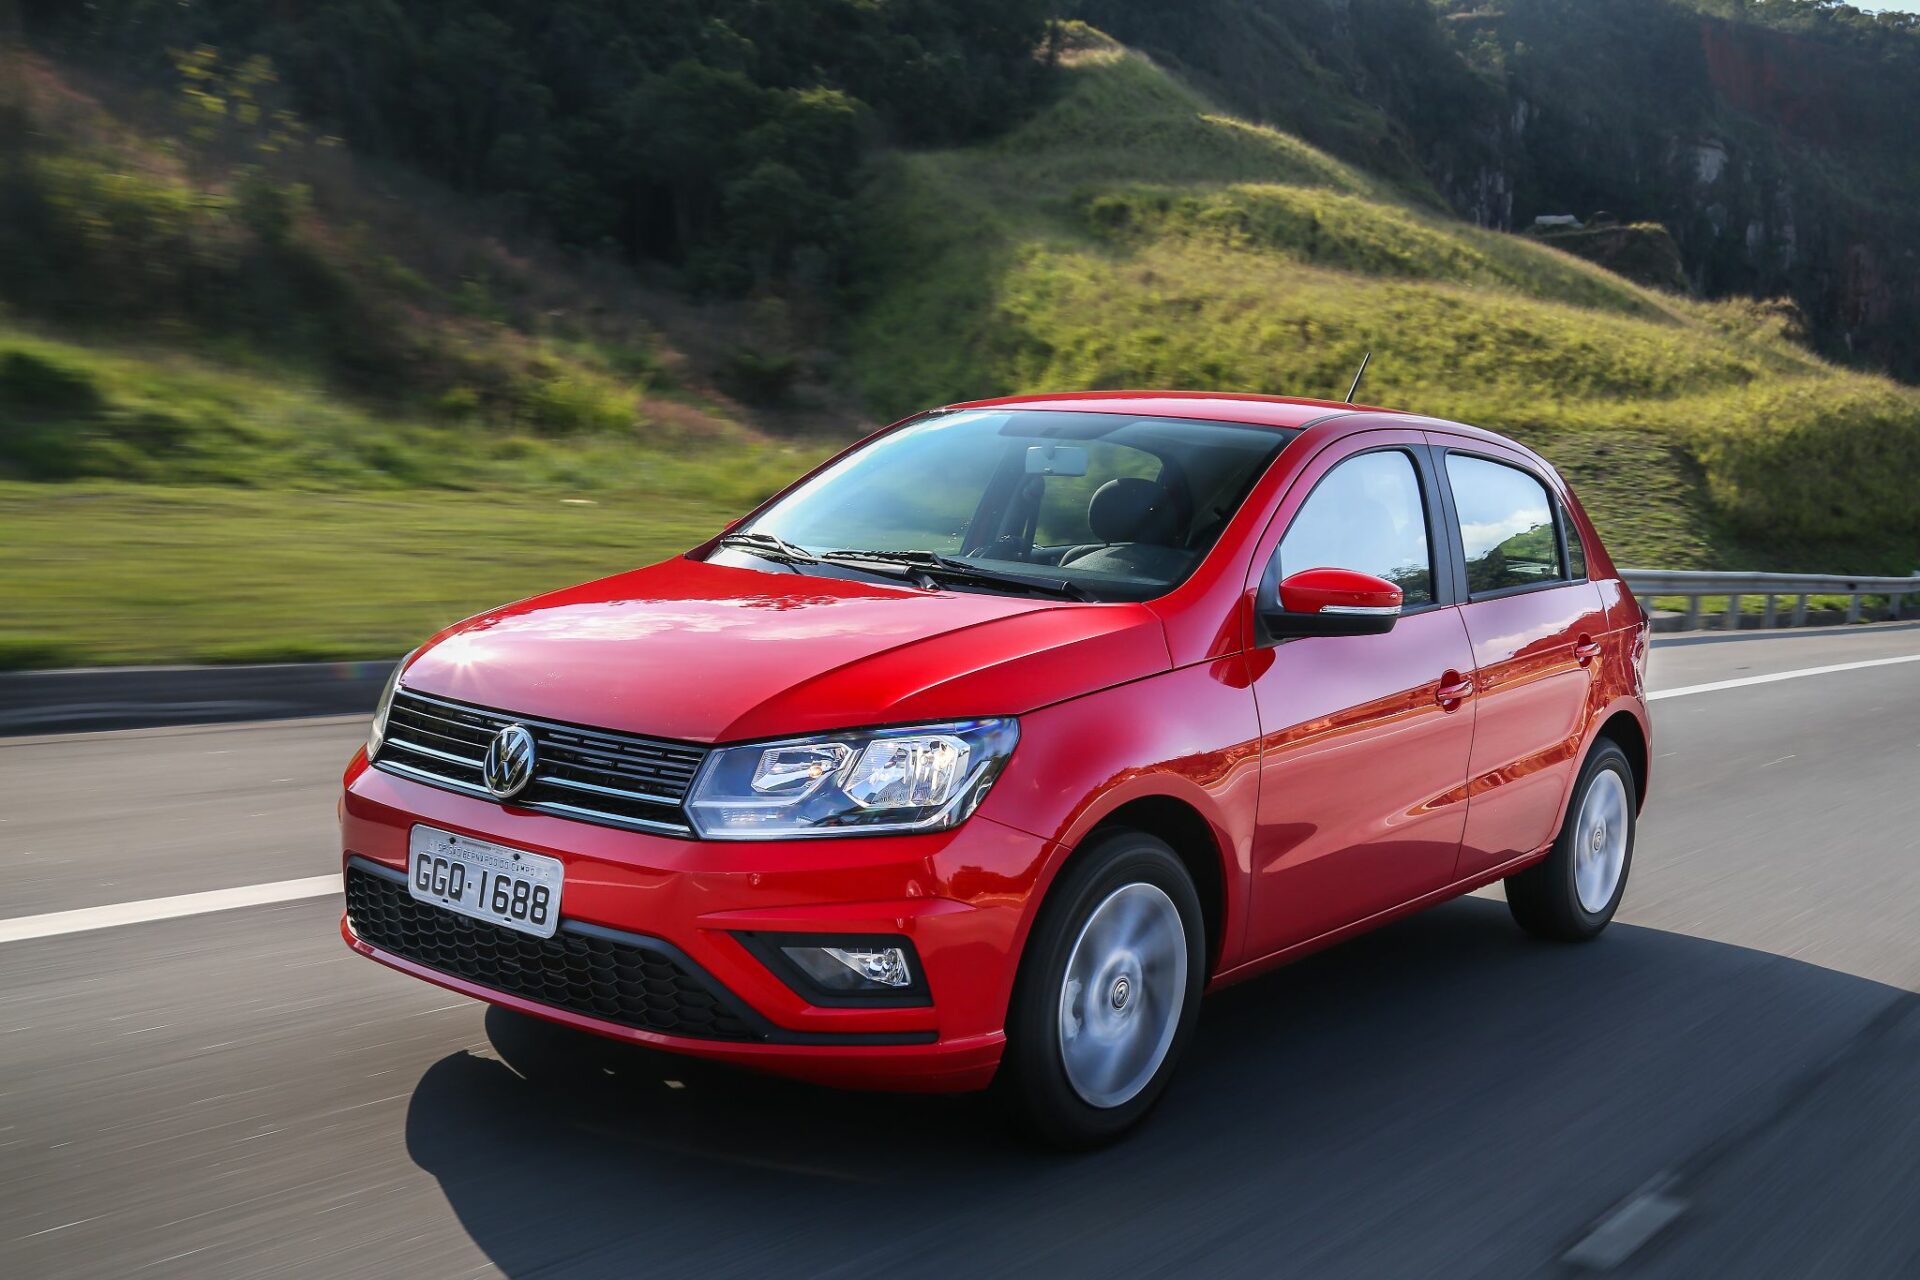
[1025,444,1089,477]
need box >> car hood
[399,556,1171,743]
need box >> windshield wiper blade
[820,549,1094,602]
[717,531,819,569]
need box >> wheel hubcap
[1573,770,1630,913]
[1059,883,1187,1109]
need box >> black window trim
[1436,447,1579,603]
[1557,497,1591,585]
[1257,442,1458,646]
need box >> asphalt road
[4,625,1919,1278]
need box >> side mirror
[1261,567,1404,638]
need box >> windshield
[710,409,1295,601]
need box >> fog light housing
[783,943,913,990]
[739,933,930,1006]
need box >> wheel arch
[1593,707,1649,810]
[1058,791,1235,979]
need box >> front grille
[375,688,707,835]
[345,861,757,1041]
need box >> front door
[1245,437,1478,958]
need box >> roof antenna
[1345,351,1373,404]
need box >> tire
[998,828,1206,1149]
[1505,739,1637,941]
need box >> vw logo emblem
[482,724,537,800]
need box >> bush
[0,348,102,415]
[513,370,637,436]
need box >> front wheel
[1505,739,1637,941]
[998,829,1205,1149]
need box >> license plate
[407,826,564,939]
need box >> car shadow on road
[403,895,1906,1279]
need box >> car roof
[943,390,1375,431]
[941,390,1539,459]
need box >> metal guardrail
[1621,568,1920,631]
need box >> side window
[1561,503,1588,579]
[1445,454,1562,594]
[1277,450,1434,606]
[1034,443,1163,547]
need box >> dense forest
[19,0,1920,378]
[15,0,1055,297]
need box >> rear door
[1430,436,1608,881]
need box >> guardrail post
[1726,594,1743,630]
[1762,594,1778,628]
[1793,594,1810,626]
[1847,594,1862,624]
[1685,595,1702,631]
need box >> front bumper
[339,751,1053,1092]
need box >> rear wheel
[999,829,1205,1149]
[1505,739,1636,941]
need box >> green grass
[0,484,762,668]
[848,36,1920,572]
[0,324,817,498]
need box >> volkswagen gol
[341,392,1651,1146]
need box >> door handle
[1574,635,1602,666]
[1435,672,1474,710]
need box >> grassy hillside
[1079,0,1920,382]
[0,52,825,489]
[849,30,1920,572]
[0,50,829,667]
[6,31,1919,669]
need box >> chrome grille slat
[509,798,692,836]
[387,706,495,736]
[538,773,683,807]
[542,754,697,790]
[383,736,483,768]
[544,728,703,762]
[383,718,490,754]
[389,711,494,743]
[374,689,705,837]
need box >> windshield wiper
[819,549,1095,602]
[716,531,819,570]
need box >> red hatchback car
[340,392,1650,1146]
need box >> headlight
[686,719,1018,840]
[366,650,417,760]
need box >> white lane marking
[1564,1179,1688,1271]
[1650,652,1920,701]
[19,1216,104,1239]
[0,875,341,945]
